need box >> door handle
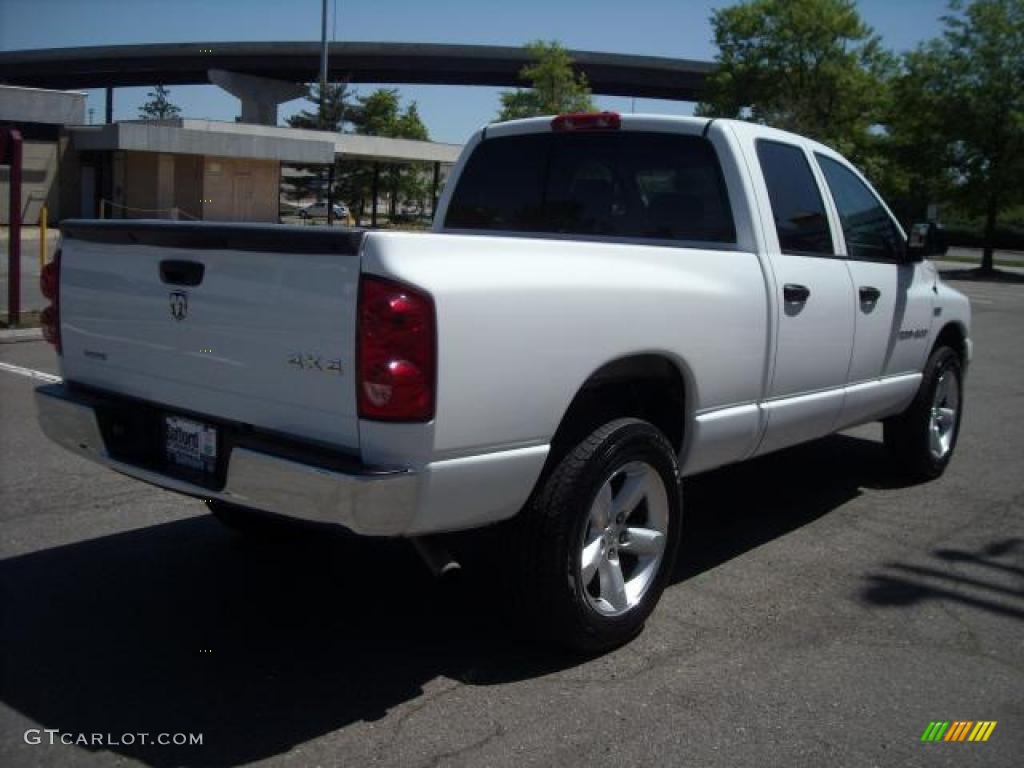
[159,260,205,287]
[859,286,881,303]
[783,283,811,303]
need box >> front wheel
[510,418,683,652]
[884,345,964,481]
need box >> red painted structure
[1,128,24,326]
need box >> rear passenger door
[751,139,856,454]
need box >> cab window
[755,140,834,256]
[816,154,903,261]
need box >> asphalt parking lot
[1,272,1021,767]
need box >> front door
[814,153,935,427]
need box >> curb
[0,328,43,343]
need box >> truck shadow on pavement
[0,432,913,766]
[862,538,1024,621]
[674,431,913,582]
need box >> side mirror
[905,222,948,262]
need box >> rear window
[444,132,736,245]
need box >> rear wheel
[510,418,683,652]
[884,345,964,480]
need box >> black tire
[509,418,683,653]
[884,345,964,481]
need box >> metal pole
[326,164,335,226]
[39,204,48,269]
[431,162,440,218]
[371,163,380,228]
[320,0,331,225]
[5,129,23,326]
[105,87,113,123]
[319,0,329,125]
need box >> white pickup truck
[36,113,970,650]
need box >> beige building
[68,120,337,222]
[111,151,279,222]
[3,88,463,226]
[0,85,85,225]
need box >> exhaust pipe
[412,536,462,578]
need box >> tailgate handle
[160,260,205,287]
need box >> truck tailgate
[58,221,364,450]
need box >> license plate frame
[164,415,218,475]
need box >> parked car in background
[36,113,970,652]
[299,201,350,221]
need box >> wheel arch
[546,353,694,466]
[933,321,968,364]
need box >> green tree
[282,83,431,222]
[283,82,353,205]
[889,0,1024,272]
[695,0,894,161]
[352,89,432,220]
[138,85,181,120]
[286,81,352,132]
[357,89,402,135]
[497,41,596,120]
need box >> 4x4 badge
[169,291,188,321]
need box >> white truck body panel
[60,235,362,450]
[40,114,971,537]
[360,231,769,461]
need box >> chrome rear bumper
[34,383,416,536]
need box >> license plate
[165,415,217,474]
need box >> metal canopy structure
[0,41,713,102]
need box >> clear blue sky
[0,0,950,144]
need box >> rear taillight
[357,275,436,421]
[40,250,61,354]
[551,111,621,131]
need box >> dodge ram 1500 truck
[36,113,970,651]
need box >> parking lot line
[0,361,61,384]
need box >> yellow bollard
[39,204,48,269]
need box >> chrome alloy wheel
[578,461,670,617]
[929,369,960,460]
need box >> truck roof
[483,113,712,139]
[480,113,840,159]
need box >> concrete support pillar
[208,69,307,126]
[156,154,175,215]
[105,87,113,123]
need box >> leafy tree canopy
[286,81,352,132]
[695,0,894,158]
[497,41,596,121]
[888,0,1024,270]
[283,83,432,218]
